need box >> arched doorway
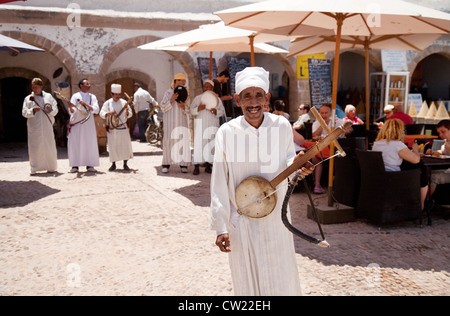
[411,53,450,104]
[0,77,29,142]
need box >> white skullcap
[384,104,395,112]
[204,79,214,87]
[111,84,122,94]
[235,67,270,95]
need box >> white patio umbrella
[287,33,443,130]
[216,0,450,206]
[139,22,289,77]
[0,34,44,54]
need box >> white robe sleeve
[22,96,35,118]
[91,94,100,115]
[99,99,111,119]
[159,89,173,113]
[210,126,231,235]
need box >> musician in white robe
[100,84,133,171]
[210,67,313,296]
[160,73,191,174]
[67,79,100,173]
[190,80,225,175]
[22,78,58,175]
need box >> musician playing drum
[100,84,133,171]
[159,73,191,174]
[190,79,225,175]
[67,79,100,173]
[210,67,313,296]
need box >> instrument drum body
[174,86,188,103]
[236,176,277,218]
[200,90,219,110]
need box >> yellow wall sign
[297,53,326,79]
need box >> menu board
[308,58,332,108]
[197,57,217,83]
[227,56,251,97]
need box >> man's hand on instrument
[44,104,52,112]
[171,93,179,103]
[294,152,314,177]
[107,111,116,117]
[33,106,41,112]
[215,233,230,253]
[79,100,93,111]
[210,108,217,115]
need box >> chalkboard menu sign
[197,57,218,83]
[308,58,332,109]
[227,56,251,97]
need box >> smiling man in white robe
[22,78,59,175]
[67,79,100,173]
[210,67,313,296]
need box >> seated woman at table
[311,103,344,194]
[425,119,450,197]
[372,119,429,211]
[343,104,364,125]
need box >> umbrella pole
[249,35,255,67]
[209,51,213,80]
[365,40,370,149]
[328,13,344,207]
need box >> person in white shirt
[210,67,313,296]
[100,84,133,171]
[372,119,428,211]
[22,78,58,175]
[67,79,100,173]
[133,83,158,143]
[311,103,344,194]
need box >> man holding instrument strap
[100,84,133,171]
[67,79,100,173]
[210,67,313,296]
[22,78,59,175]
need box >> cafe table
[404,134,438,148]
[422,155,450,224]
[304,140,330,159]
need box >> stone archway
[99,36,202,99]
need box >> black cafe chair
[355,149,422,225]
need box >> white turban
[235,67,270,95]
[111,84,122,94]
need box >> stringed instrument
[106,92,134,131]
[54,90,91,125]
[235,120,352,219]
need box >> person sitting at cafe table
[425,119,450,198]
[376,104,395,128]
[372,119,429,212]
[389,103,413,125]
[293,103,311,130]
[311,103,344,194]
[343,104,364,125]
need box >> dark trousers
[137,110,149,142]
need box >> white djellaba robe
[190,93,225,164]
[67,92,100,167]
[160,88,191,167]
[100,98,133,163]
[210,113,302,296]
[22,91,59,173]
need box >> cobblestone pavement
[0,142,448,296]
